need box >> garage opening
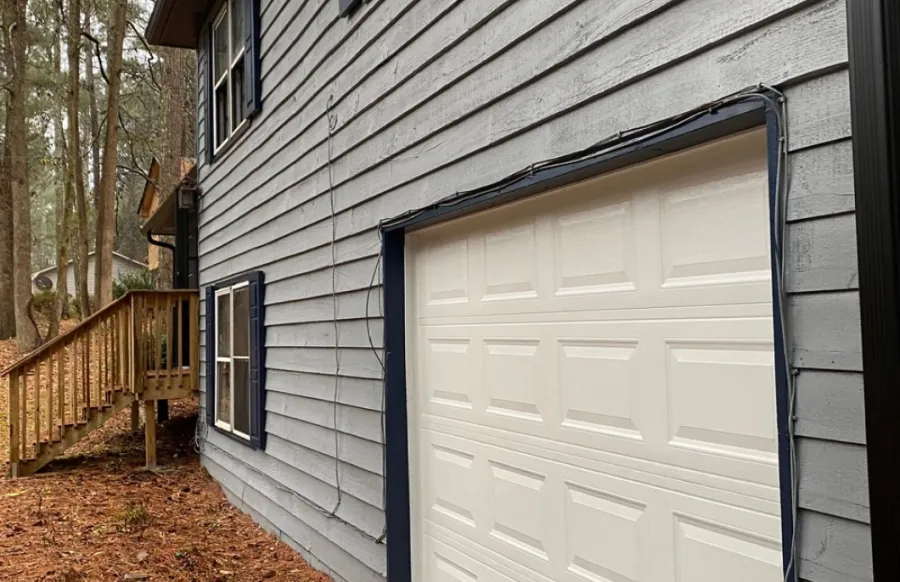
[402,128,783,582]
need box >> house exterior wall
[193,1,868,581]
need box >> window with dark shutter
[207,0,260,160]
[205,271,266,449]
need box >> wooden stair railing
[1,290,199,477]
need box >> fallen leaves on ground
[0,328,332,582]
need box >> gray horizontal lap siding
[194,0,870,580]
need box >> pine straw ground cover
[0,333,331,582]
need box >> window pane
[233,286,250,357]
[233,358,250,435]
[214,84,230,148]
[216,293,230,357]
[231,60,245,125]
[231,0,244,61]
[213,12,228,81]
[216,361,231,424]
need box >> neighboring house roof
[32,251,148,280]
[137,157,161,219]
[140,162,198,237]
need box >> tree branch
[80,31,109,85]
[125,20,161,92]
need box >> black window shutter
[338,0,362,17]
[203,24,214,165]
[205,286,216,428]
[248,272,266,450]
[243,0,261,119]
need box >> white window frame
[211,0,248,153]
[214,280,251,440]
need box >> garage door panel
[658,163,771,291]
[672,513,782,582]
[417,427,780,582]
[416,318,778,480]
[408,129,781,581]
[666,340,778,461]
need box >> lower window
[215,281,252,439]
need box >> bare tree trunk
[50,16,70,339]
[72,0,90,319]
[0,138,14,340]
[4,0,40,350]
[85,9,100,200]
[94,0,126,309]
[155,47,189,291]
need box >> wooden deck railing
[1,290,199,472]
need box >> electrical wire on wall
[326,94,345,517]
[370,84,797,575]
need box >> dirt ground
[0,332,332,582]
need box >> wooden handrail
[0,290,195,377]
[4,289,199,475]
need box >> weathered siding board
[795,371,866,445]
[788,139,855,221]
[195,0,872,579]
[203,455,384,582]
[790,291,863,372]
[198,0,816,255]
[199,0,848,277]
[798,439,869,524]
[786,213,858,293]
[266,369,385,412]
[799,511,873,582]
[783,68,851,151]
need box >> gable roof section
[137,157,161,218]
[32,251,149,279]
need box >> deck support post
[131,400,140,433]
[144,400,156,469]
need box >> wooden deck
[0,290,200,476]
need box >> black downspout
[147,231,173,424]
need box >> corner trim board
[847,1,900,579]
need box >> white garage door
[405,129,782,582]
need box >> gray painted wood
[203,455,385,582]
[799,510,873,582]
[193,0,871,579]
[198,0,849,277]
[788,139,855,221]
[798,439,869,524]
[795,371,866,445]
[784,68,852,152]
[790,291,862,372]
[786,213,858,293]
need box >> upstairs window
[208,0,260,156]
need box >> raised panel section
[559,340,642,439]
[666,341,777,461]
[425,239,470,305]
[427,339,475,409]
[660,169,770,289]
[433,554,479,582]
[674,515,781,582]
[489,462,549,561]
[484,340,543,422]
[429,444,478,528]
[553,201,636,295]
[483,223,538,301]
[566,483,647,582]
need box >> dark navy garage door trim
[380,94,793,582]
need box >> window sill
[210,118,253,165]
[210,422,259,450]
